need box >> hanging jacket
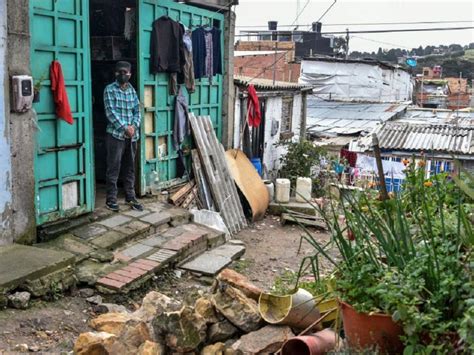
[173,89,191,150]
[247,84,261,127]
[50,60,73,125]
[150,16,185,73]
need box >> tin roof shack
[355,108,474,173]
[307,98,409,155]
[233,76,312,179]
[414,78,448,109]
[299,57,413,102]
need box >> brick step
[95,223,227,293]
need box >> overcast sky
[234,0,474,53]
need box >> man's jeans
[106,134,137,203]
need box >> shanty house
[232,76,312,179]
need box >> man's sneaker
[126,198,144,211]
[106,201,120,212]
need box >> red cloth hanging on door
[247,84,261,127]
[50,60,74,125]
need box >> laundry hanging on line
[191,25,222,80]
[247,84,261,127]
[50,60,73,125]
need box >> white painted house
[233,76,312,179]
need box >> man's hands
[125,125,135,138]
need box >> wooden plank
[189,114,247,234]
[170,181,195,205]
[191,149,215,211]
[182,186,198,209]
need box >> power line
[235,26,474,37]
[236,20,474,28]
[291,0,311,29]
[351,35,412,50]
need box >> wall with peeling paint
[0,0,13,245]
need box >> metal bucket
[258,289,321,329]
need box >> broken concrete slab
[0,245,75,292]
[97,215,132,229]
[119,243,155,260]
[268,199,317,216]
[113,220,151,239]
[38,233,95,260]
[211,244,246,260]
[73,224,108,240]
[76,260,122,286]
[180,254,231,276]
[139,234,168,248]
[139,211,172,227]
[90,230,128,250]
[122,209,152,218]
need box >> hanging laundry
[173,88,191,150]
[150,16,185,74]
[123,8,136,41]
[340,149,357,167]
[204,31,214,81]
[50,60,73,125]
[191,27,206,79]
[247,84,261,127]
[182,30,195,93]
[210,27,222,75]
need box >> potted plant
[295,159,473,353]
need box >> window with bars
[281,97,293,132]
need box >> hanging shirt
[340,149,357,167]
[50,60,74,125]
[103,81,141,142]
[150,16,185,74]
[247,84,261,127]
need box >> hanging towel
[247,84,261,127]
[50,60,73,125]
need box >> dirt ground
[0,216,334,353]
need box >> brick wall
[234,54,301,83]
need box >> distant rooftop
[234,75,312,91]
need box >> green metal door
[138,0,224,194]
[30,0,94,225]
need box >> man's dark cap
[115,61,132,72]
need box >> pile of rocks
[74,269,298,354]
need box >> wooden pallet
[281,212,327,230]
[189,114,247,234]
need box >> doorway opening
[89,0,138,208]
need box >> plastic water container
[251,157,262,176]
[264,180,275,202]
[296,177,312,202]
[275,179,291,203]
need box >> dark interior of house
[89,0,138,203]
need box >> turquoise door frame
[138,0,224,195]
[30,0,94,225]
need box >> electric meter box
[11,75,34,113]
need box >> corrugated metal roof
[306,98,409,136]
[398,109,474,126]
[234,75,312,91]
[369,122,474,154]
[234,51,285,56]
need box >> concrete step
[95,223,227,294]
[0,245,75,301]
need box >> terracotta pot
[340,300,404,354]
[281,329,338,355]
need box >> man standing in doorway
[104,61,143,212]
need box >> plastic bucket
[251,157,262,176]
[263,180,274,202]
[258,289,321,330]
[340,300,404,353]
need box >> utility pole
[345,28,350,59]
[456,72,462,117]
[372,134,389,201]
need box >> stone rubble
[7,291,31,309]
[74,268,336,355]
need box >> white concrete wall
[0,0,13,245]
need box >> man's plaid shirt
[104,81,141,141]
